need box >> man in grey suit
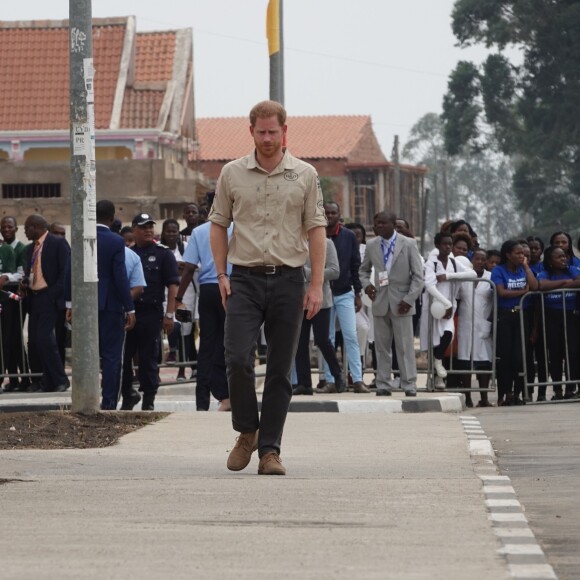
[359,211,424,396]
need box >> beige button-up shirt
[209,149,327,267]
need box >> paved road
[474,402,580,580]
[0,413,508,580]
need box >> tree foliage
[404,113,517,248]
[442,0,580,234]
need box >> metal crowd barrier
[518,288,580,397]
[424,278,498,393]
[0,295,43,386]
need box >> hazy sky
[3,0,490,159]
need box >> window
[351,171,376,226]
[2,183,61,199]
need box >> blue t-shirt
[183,222,233,285]
[491,264,529,309]
[537,270,578,310]
[530,261,544,277]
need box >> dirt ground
[0,411,168,451]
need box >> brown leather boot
[352,381,370,393]
[258,452,286,475]
[227,430,258,471]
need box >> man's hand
[444,307,453,319]
[304,283,323,320]
[397,300,412,315]
[0,275,8,290]
[125,312,136,331]
[436,274,447,283]
[66,308,72,323]
[354,294,363,313]
[365,284,377,302]
[218,276,231,310]
[163,316,174,335]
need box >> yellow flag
[266,0,280,56]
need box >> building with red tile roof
[193,115,426,231]
[0,17,208,225]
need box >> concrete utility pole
[442,159,450,220]
[392,135,401,216]
[267,0,284,104]
[420,187,430,256]
[69,0,100,413]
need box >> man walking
[359,211,424,396]
[95,200,136,409]
[210,100,327,475]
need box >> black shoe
[53,381,71,393]
[3,381,21,393]
[121,391,141,410]
[536,396,546,402]
[465,398,474,408]
[27,382,43,393]
[292,384,314,395]
[335,376,346,393]
[142,394,155,411]
[376,389,392,396]
[404,390,417,397]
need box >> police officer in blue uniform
[120,213,180,410]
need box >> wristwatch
[164,312,175,319]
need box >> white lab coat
[420,256,476,350]
[456,270,493,362]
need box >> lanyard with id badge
[379,235,396,287]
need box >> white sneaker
[434,376,446,391]
[393,376,401,390]
[434,359,447,378]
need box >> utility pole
[392,135,401,216]
[433,173,439,230]
[442,159,450,220]
[420,187,430,256]
[69,0,100,413]
[267,0,284,104]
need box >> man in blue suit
[22,214,70,392]
[95,200,135,409]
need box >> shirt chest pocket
[143,260,160,285]
[272,184,304,215]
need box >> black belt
[232,265,299,276]
[31,288,49,295]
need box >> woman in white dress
[420,232,476,386]
[456,249,494,407]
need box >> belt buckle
[264,265,277,275]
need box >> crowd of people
[1,206,578,412]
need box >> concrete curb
[0,394,465,414]
[461,416,559,580]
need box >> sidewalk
[0,412,509,579]
[0,365,465,414]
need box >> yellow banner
[267,0,280,56]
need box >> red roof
[0,20,181,132]
[0,21,125,131]
[119,31,176,128]
[196,115,387,163]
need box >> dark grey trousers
[225,266,305,457]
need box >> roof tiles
[133,31,176,83]
[196,115,387,163]
[0,23,125,131]
[0,20,180,132]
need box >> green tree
[442,0,580,234]
[404,113,517,248]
